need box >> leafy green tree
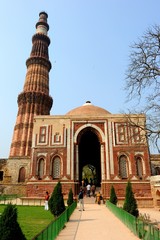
[48,181,65,217]
[109,185,118,205]
[123,181,139,217]
[67,188,73,206]
[0,203,26,240]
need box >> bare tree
[125,25,160,152]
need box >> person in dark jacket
[78,188,85,211]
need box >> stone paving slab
[56,203,139,240]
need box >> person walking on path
[78,188,85,211]
[86,183,91,197]
[96,192,101,204]
[44,191,50,210]
[91,184,96,197]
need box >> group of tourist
[78,178,103,210]
[81,179,96,197]
[44,179,103,213]
[78,186,102,211]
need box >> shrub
[138,213,151,223]
[123,181,139,217]
[48,181,65,217]
[67,188,73,206]
[0,203,26,240]
[109,185,117,205]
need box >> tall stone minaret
[9,12,53,158]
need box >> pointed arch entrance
[77,127,101,187]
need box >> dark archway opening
[78,127,101,187]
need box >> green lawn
[0,205,54,240]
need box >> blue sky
[0,0,160,157]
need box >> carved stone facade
[25,102,152,207]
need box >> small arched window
[136,156,143,179]
[18,167,25,182]
[38,158,44,180]
[119,155,128,179]
[52,157,60,179]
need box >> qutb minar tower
[9,12,53,157]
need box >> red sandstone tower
[9,12,53,157]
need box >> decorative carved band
[18,92,53,109]
[26,57,51,71]
[36,21,49,31]
[14,122,33,131]
[11,140,32,148]
[32,33,50,45]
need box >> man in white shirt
[86,183,91,197]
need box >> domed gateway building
[1,12,154,207]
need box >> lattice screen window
[54,132,61,142]
[115,123,128,144]
[132,126,141,143]
[119,125,125,141]
[119,155,128,179]
[18,167,25,182]
[52,157,60,179]
[39,126,46,143]
[136,157,143,179]
[38,158,44,180]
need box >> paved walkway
[56,196,139,240]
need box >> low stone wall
[1,184,27,195]
[0,197,70,206]
[117,197,153,208]
[26,180,80,198]
[0,197,44,206]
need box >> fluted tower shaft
[10,12,53,157]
